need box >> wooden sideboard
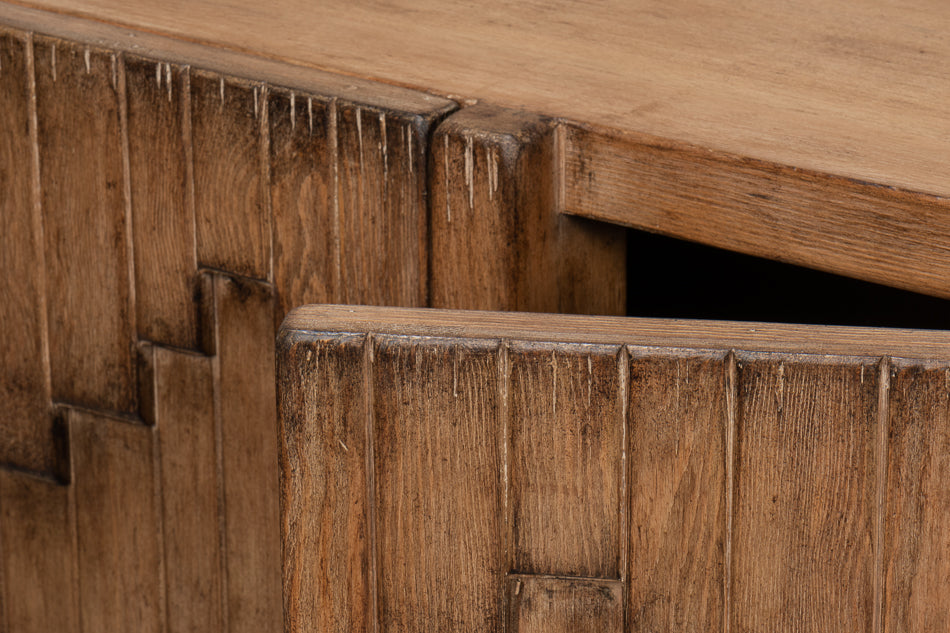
[0,1,948,632]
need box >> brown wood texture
[507,575,623,633]
[430,105,625,314]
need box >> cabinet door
[278,305,950,633]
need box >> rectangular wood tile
[0,469,79,633]
[70,407,163,633]
[373,336,504,631]
[192,71,268,279]
[278,332,369,633]
[507,575,623,633]
[732,356,879,631]
[885,360,950,632]
[269,87,335,318]
[626,350,726,632]
[126,55,198,349]
[35,37,135,412]
[508,343,624,578]
[0,31,53,472]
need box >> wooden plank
[192,71,268,280]
[564,125,950,299]
[336,104,436,307]
[284,305,950,361]
[277,331,370,633]
[144,345,222,633]
[269,87,335,318]
[430,105,625,314]
[732,356,880,631]
[508,343,623,578]
[0,469,79,633]
[372,335,504,631]
[70,407,164,633]
[126,55,198,349]
[205,272,281,633]
[626,350,726,632]
[885,360,950,631]
[35,36,136,412]
[507,575,623,633]
[0,30,54,472]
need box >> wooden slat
[0,30,53,472]
[564,125,950,299]
[144,345,222,633]
[626,350,726,631]
[277,332,369,633]
[0,469,79,633]
[336,104,437,307]
[507,575,623,633]
[372,335,504,631]
[205,272,280,633]
[70,407,164,633]
[192,71,268,280]
[508,343,623,578]
[269,87,334,318]
[885,360,950,631]
[430,105,625,314]
[126,55,198,349]
[35,36,136,412]
[732,357,879,631]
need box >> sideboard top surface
[5,0,949,198]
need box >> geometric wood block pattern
[279,306,950,632]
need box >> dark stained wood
[336,104,438,307]
[126,55,198,349]
[563,124,950,299]
[204,272,281,633]
[34,36,136,412]
[269,87,335,318]
[144,344,222,633]
[277,332,370,633]
[0,469,79,633]
[70,407,164,633]
[626,349,726,632]
[430,105,626,314]
[0,30,54,472]
[372,335,505,631]
[508,343,623,578]
[885,360,950,632]
[507,575,623,633]
[732,356,880,631]
[192,71,269,280]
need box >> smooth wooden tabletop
[8,0,950,199]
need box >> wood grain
[204,272,280,633]
[336,104,438,307]
[626,349,726,632]
[143,345,222,633]
[126,55,198,349]
[732,356,880,631]
[35,36,136,412]
[70,407,164,633]
[277,332,370,633]
[269,87,335,318]
[192,71,268,280]
[0,30,53,472]
[508,343,623,578]
[430,105,625,314]
[507,575,623,633]
[884,360,950,632]
[0,468,79,633]
[563,125,950,299]
[372,335,505,631]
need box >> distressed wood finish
[430,105,625,314]
[507,575,624,633]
